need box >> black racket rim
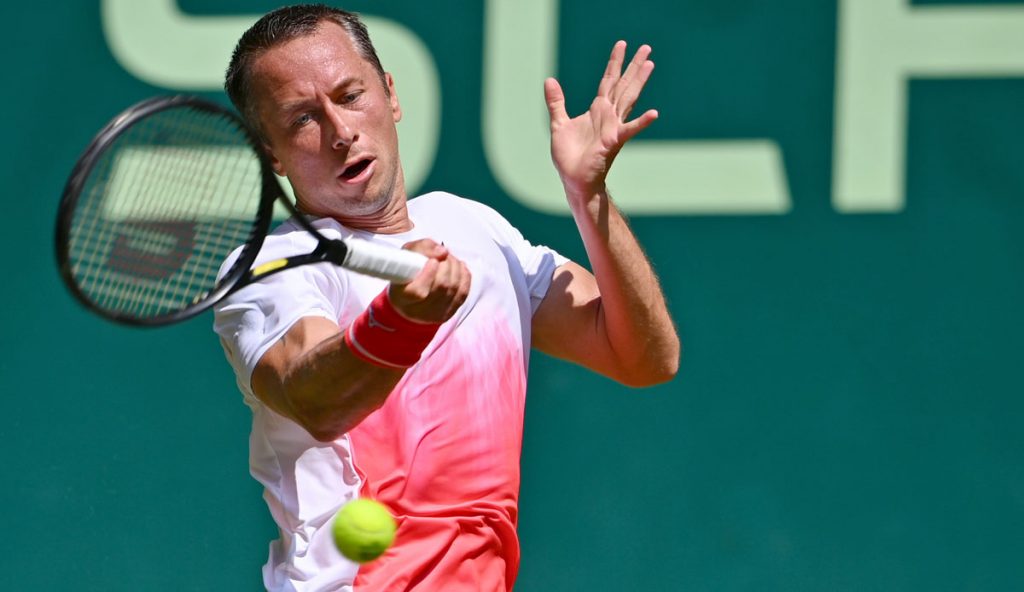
[55,95,277,327]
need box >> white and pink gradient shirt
[213,192,567,592]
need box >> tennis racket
[55,95,426,327]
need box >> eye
[340,91,363,105]
[293,113,313,127]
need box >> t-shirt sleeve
[460,198,570,313]
[212,238,345,398]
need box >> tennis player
[213,4,679,590]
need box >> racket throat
[319,239,352,265]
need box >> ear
[263,143,286,176]
[385,72,402,123]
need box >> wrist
[562,179,609,207]
[562,178,606,199]
[343,289,441,369]
[564,183,612,219]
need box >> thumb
[401,238,448,260]
[544,77,568,124]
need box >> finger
[620,109,659,143]
[392,256,439,302]
[447,260,472,317]
[612,45,652,111]
[402,238,448,260]
[437,256,460,294]
[458,259,471,299]
[596,40,627,97]
[427,257,467,321]
[544,77,569,125]
[615,44,650,92]
[394,257,462,320]
[615,58,655,121]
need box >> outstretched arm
[532,41,680,387]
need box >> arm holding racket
[531,42,679,387]
[250,240,470,442]
[54,95,464,439]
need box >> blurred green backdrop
[2,0,1022,590]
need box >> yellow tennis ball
[332,498,397,563]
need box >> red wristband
[343,289,441,369]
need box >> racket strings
[67,104,263,319]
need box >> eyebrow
[277,76,363,116]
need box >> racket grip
[342,237,428,283]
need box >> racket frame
[55,95,280,327]
[56,95,423,328]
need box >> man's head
[225,4,385,137]
[224,4,406,224]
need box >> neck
[330,195,413,234]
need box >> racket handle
[342,237,428,283]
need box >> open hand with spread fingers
[544,41,659,202]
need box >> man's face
[250,22,404,220]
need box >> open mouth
[340,159,372,181]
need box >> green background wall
[3,1,1022,590]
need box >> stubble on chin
[293,159,405,225]
[337,162,402,218]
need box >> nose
[323,101,358,149]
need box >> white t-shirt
[213,192,567,591]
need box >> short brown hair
[224,4,386,136]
